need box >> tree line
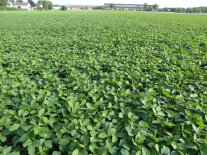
[159,7,207,13]
[144,3,159,11]
[93,3,159,11]
[92,3,207,14]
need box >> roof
[70,5,89,7]
[11,2,30,6]
[36,3,43,7]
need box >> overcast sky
[32,0,207,8]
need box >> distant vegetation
[92,3,159,11]
[60,5,67,11]
[0,0,8,6]
[0,6,16,10]
[159,7,207,13]
[92,6,104,10]
[38,0,53,10]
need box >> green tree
[144,3,148,11]
[36,6,43,10]
[153,4,159,10]
[0,0,8,6]
[60,5,67,10]
[93,6,104,10]
[148,8,153,11]
[201,7,205,13]
[186,8,192,13]
[42,1,48,10]
[175,8,178,12]
[164,7,168,12]
[196,7,201,13]
[48,1,53,10]
[38,0,53,10]
[110,3,115,10]
[28,0,35,7]
[17,0,23,2]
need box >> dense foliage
[60,5,67,11]
[92,6,104,10]
[0,6,17,10]
[38,0,53,10]
[0,11,207,155]
[28,0,36,8]
[0,0,8,6]
[159,7,207,13]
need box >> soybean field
[0,11,207,155]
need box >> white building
[36,3,43,8]
[7,1,32,10]
[53,5,61,10]
[66,5,96,10]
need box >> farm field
[0,11,207,155]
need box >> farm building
[36,3,43,8]
[7,1,32,10]
[32,3,43,10]
[67,5,98,10]
[53,5,62,10]
[104,3,154,10]
[67,5,87,10]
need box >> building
[67,5,86,10]
[53,5,61,10]
[7,1,32,10]
[32,3,43,10]
[36,3,43,8]
[104,3,155,10]
[67,5,98,10]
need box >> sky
[32,0,207,8]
